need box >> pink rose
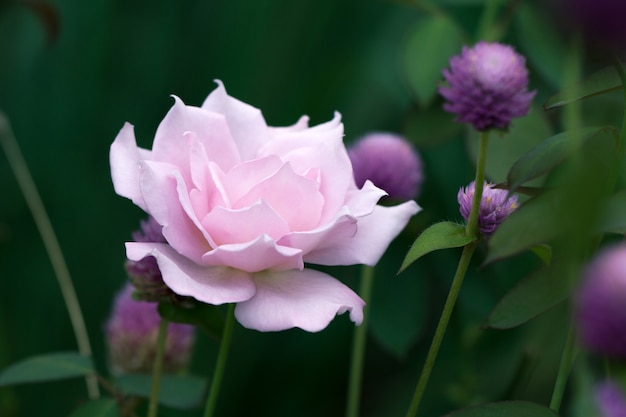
[110,81,420,332]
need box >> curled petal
[110,123,149,211]
[235,268,365,332]
[126,242,256,305]
[304,200,421,266]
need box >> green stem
[405,243,477,417]
[147,318,169,417]
[466,131,490,238]
[203,303,236,417]
[345,265,375,417]
[549,323,576,412]
[476,0,501,41]
[0,112,99,399]
[612,55,626,141]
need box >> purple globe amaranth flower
[575,244,626,359]
[458,181,518,237]
[595,380,626,417]
[105,284,195,374]
[125,217,177,302]
[348,132,423,201]
[439,41,536,131]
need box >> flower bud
[457,181,518,237]
[439,41,536,131]
[348,132,423,201]
[595,380,626,417]
[105,284,195,374]
[575,244,626,359]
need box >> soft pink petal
[202,201,290,245]
[256,113,352,225]
[201,80,270,160]
[110,123,149,211]
[202,234,303,272]
[268,115,310,135]
[221,155,283,204]
[233,163,324,231]
[126,242,256,305]
[152,95,241,173]
[139,160,212,263]
[345,180,388,217]
[304,201,421,266]
[235,268,365,332]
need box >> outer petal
[126,242,256,305]
[110,123,149,211]
[235,268,365,332]
[201,80,270,160]
[304,201,421,266]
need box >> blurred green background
[0,0,619,416]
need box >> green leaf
[487,264,573,329]
[400,221,474,272]
[158,301,223,340]
[515,2,567,89]
[0,352,94,387]
[466,106,553,184]
[67,398,119,417]
[595,190,626,234]
[443,400,560,417]
[116,373,207,409]
[404,14,462,107]
[544,65,622,110]
[530,244,552,265]
[507,127,612,192]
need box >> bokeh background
[1,0,622,416]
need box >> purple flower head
[125,217,176,302]
[348,132,423,201]
[457,181,518,237]
[575,244,626,359]
[595,380,626,417]
[439,41,536,131]
[105,284,195,374]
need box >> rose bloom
[110,81,420,332]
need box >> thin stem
[147,318,169,417]
[203,303,236,417]
[466,131,490,238]
[0,112,99,399]
[476,0,501,41]
[405,243,477,417]
[345,265,375,417]
[550,322,576,412]
[612,55,626,141]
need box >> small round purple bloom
[348,132,423,201]
[105,284,196,374]
[575,244,626,359]
[457,181,518,237]
[125,217,176,302]
[439,41,536,131]
[595,380,626,417]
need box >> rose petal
[201,234,303,272]
[304,200,421,266]
[110,123,149,211]
[235,268,365,332]
[152,95,241,173]
[256,112,352,224]
[139,160,213,262]
[201,80,270,160]
[269,115,310,135]
[221,155,283,204]
[126,242,256,305]
[233,162,324,231]
[202,200,290,245]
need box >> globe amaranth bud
[575,244,626,359]
[125,217,176,302]
[105,284,196,374]
[457,181,518,237]
[348,132,423,201]
[439,41,536,131]
[595,380,626,417]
